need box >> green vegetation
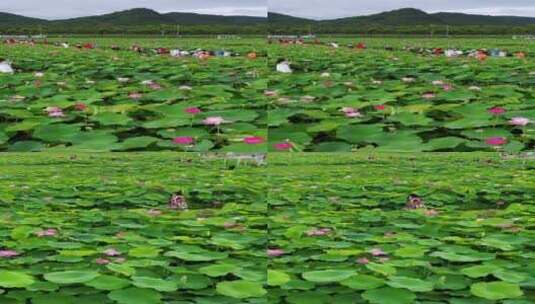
[0,38,267,152]
[268,37,534,152]
[0,153,267,303]
[268,153,535,303]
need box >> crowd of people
[267,37,528,59]
[1,38,260,61]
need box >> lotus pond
[268,37,534,152]
[0,153,267,303]
[267,152,535,303]
[0,38,267,152]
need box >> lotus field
[268,37,534,152]
[0,38,267,152]
[0,153,267,303]
[267,153,535,303]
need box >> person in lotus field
[0,58,14,74]
[406,194,425,209]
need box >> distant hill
[52,8,266,26]
[269,7,535,27]
[267,12,313,25]
[0,12,46,25]
[431,12,535,26]
[0,8,266,34]
[325,8,444,26]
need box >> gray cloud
[0,0,267,19]
[269,0,535,19]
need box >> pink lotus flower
[488,107,506,115]
[267,249,285,257]
[370,248,387,256]
[203,116,225,126]
[264,90,278,97]
[103,248,121,256]
[46,107,64,118]
[185,107,201,115]
[173,137,194,145]
[442,84,453,91]
[346,111,362,118]
[374,105,386,111]
[341,107,362,118]
[509,117,530,126]
[95,258,110,265]
[243,136,265,145]
[149,83,162,90]
[341,107,356,113]
[486,137,507,146]
[0,250,19,258]
[306,228,332,236]
[274,142,293,151]
[74,102,87,111]
[36,228,57,237]
[128,92,143,100]
[422,93,436,100]
[357,257,370,264]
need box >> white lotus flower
[0,61,14,74]
[141,80,154,85]
[61,43,69,48]
[170,49,181,57]
[321,72,330,77]
[34,72,44,78]
[117,77,130,83]
[510,117,530,126]
[276,61,292,73]
[203,116,226,126]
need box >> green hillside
[0,8,266,34]
[268,8,535,34]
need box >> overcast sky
[269,0,535,19]
[0,0,267,19]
